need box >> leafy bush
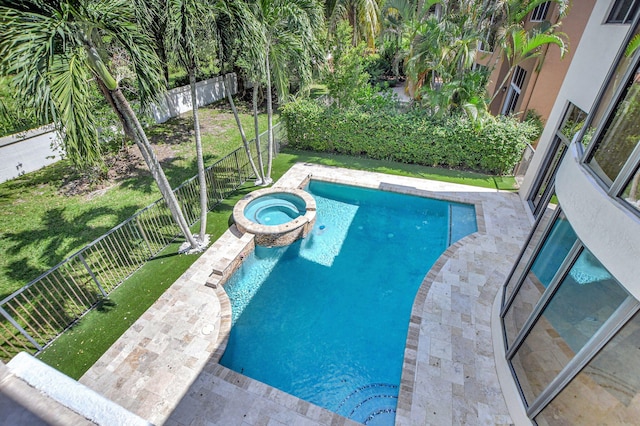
[0,76,43,137]
[524,109,545,142]
[281,99,536,175]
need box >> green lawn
[2,96,518,376]
[35,150,516,379]
[0,102,269,299]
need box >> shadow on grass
[33,153,516,378]
[2,204,142,299]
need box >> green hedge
[281,99,536,175]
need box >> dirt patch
[58,144,177,198]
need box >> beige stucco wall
[555,143,640,299]
[519,0,631,199]
[486,1,597,119]
[522,0,597,124]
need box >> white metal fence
[0,122,285,362]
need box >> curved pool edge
[233,187,317,247]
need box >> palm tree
[0,0,200,251]
[135,0,171,88]
[488,0,569,104]
[489,25,567,104]
[245,0,324,184]
[165,0,229,246]
[217,0,264,184]
[329,0,381,48]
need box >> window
[607,0,639,24]
[583,24,640,145]
[502,66,527,115]
[509,248,629,406]
[535,310,640,424]
[587,62,640,186]
[472,63,488,74]
[620,165,640,212]
[531,2,551,22]
[528,103,587,217]
[503,210,578,349]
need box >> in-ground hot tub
[233,188,316,246]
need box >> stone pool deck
[79,164,533,425]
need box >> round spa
[233,188,316,246]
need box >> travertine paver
[80,163,532,425]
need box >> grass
[35,149,516,378]
[0,102,270,299]
[35,160,292,379]
[276,149,517,191]
[3,94,517,376]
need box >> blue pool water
[244,193,306,225]
[220,181,477,424]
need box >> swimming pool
[220,180,477,424]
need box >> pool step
[336,383,398,425]
[205,226,255,288]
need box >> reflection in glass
[535,311,640,425]
[510,249,629,406]
[583,25,640,148]
[621,166,640,212]
[530,138,566,216]
[503,212,577,348]
[503,206,557,304]
[559,104,588,142]
[588,63,640,185]
[529,103,586,217]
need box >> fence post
[134,217,154,258]
[234,150,243,184]
[0,306,42,352]
[78,253,108,298]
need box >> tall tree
[165,0,228,245]
[245,0,324,184]
[217,0,265,185]
[0,0,201,251]
[329,0,381,48]
[489,0,569,103]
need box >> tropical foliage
[0,0,201,250]
[239,0,324,184]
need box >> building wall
[556,143,640,299]
[498,3,640,423]
[522,0,597,123]
[519,0,630,199]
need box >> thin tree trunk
[190,69,208,242]
[629,170,640,202]
[264,53,274,185]
[109,87,199,251]
[252,84,266,184]
[224,75,262,184]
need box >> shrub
[281,99,535,175]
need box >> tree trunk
[264,53,274,185]
[224,75,262,184]
[190,69,208,242]
[108,87,199,251]
[252,84,266,184]
[629,170,640,202]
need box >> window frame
[530,1,551,22]
[501,66,527,115]
[581,17,640,219]
[606,0,640,24]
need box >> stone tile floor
[80,164,532,425]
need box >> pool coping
[79,163,533,425]
[233,187,317,247]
